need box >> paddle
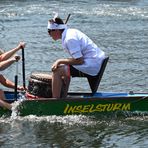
[21,47,26,89]
[14,59,18,101]
[65,14,71,24]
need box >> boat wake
[1,112,148,128]
[10,92,26,119]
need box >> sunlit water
[0,0,148,147]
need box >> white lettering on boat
[64,103,131,114]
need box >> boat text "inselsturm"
[64,103,130,114]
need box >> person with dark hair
[47,16,105,98]
[0,42,26,110]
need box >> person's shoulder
[67,28,83,35]
[67,28,77,32]
[65,28,76,37]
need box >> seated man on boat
[47,14,105,98]
[0,42,26,110]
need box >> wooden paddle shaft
[22,47,26,88]
[65,14,71,24]
[14,61,18,101]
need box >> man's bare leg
[52,65,70,98]
[0,90,12,110]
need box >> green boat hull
[0,91,148,117]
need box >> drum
[28,72,52,98]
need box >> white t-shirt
[62,28,105,76]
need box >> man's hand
[52,60,60,72]
[14,55,21,62]
[17,42,26,50]
[17,85,27,91]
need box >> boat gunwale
[4,91,148,102]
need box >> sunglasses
[48,29,56,34]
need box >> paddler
[0,42,26,110]
[47,14,105,98]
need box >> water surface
[0,0,148,147]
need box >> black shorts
[69,65,91,78]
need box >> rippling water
[0,0,148,147]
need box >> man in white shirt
[47,16,105,98]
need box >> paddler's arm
[52,57,84,72]
[0,42,26,61]
[0,56,20,71]
[0,74,15,88]
[0,74,24,90]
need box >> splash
[10,93,26,119]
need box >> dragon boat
[0,56,148,117]
[0,90,147,117]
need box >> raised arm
[0,42,26,61]
[0,56,20,71]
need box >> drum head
[30,72,52,83]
